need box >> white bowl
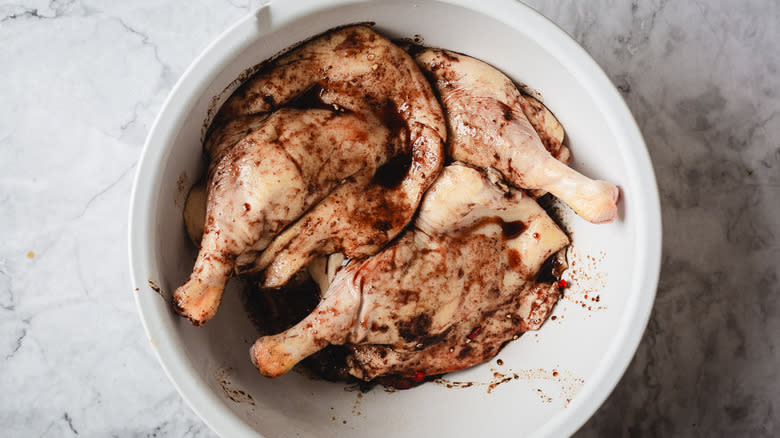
[129,1,662,436]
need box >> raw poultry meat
[216,24,446,287]
[251,163,569,378]
[414,48,618,223]
[174,26,621,383]
[173,25,446,324]
[173,108,404,324]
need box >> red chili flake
[558,279,568,288]
[467,326,482,339]
[412,371,426,382]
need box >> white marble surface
[1,0,778,436]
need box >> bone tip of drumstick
[250,338,296,378]
[172,281,222,326]
[260,270,288,290]
[584,182,620,224]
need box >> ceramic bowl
[129,0,662,436]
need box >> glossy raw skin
[518,94,571,198]
[219,25,446,287]
[249,134,442,288]
[174,25,446,324]
[415,48,619,223]
[173,108,402,325]
[250,163,569,378]
[181,92,567,243]
[216,26,446,140]
[203,113,271,159]
[347,281,560,380]
[519,93,568,164]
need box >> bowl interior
[130,1,660,437]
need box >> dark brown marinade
[286,84,336,111]
[536,253,567,284]
[371,100,412,188]
[241,273,320,335]
[397,40,425,57]
[242,273,353,380]
[302,345,352,382]
[243,273,444,390]
[374,374,439,390]
[501,220,526,239]
[373,153,412,188]
[376,100,408,140]
[455,216,527,240]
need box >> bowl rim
[128,1,662,436]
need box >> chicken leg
[214,26,446,141]
[217,25,446,286]
[244,131,443,288]
[173,108,402,325]
[251,163,569,377]
[414,48,618,223]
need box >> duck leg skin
[245,127,444,288]
[251,163,569,377]
[173,108,400,325]
[216,25,447,288]
[415,48,618,223]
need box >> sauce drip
[501,220,526,239]
[287,84,335,111]
[536,253,566,284]
[371,100,411,188]
[377,99,409,140]
[457,216,527,240]
[373,153,412,188]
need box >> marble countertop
[1,0,778,436]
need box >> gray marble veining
[0,0,777,436]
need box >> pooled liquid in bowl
[242,275,432,390]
